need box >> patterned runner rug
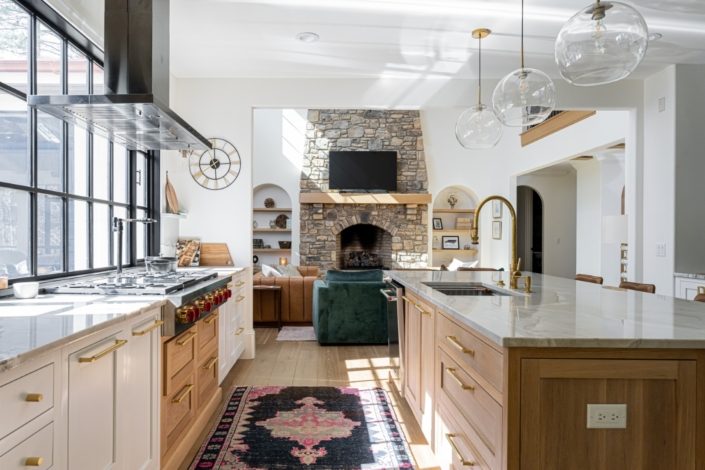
[276,326,318,341]
[189,386,414,469]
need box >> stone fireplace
[299,109,429,271]
[338,224,392,269]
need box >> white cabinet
[67,330,125,470]
[218,271,249,384]
[123,313,162,470]
[675,276,705,300]
[65,307,161,470]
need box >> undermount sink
[422,282,515,297]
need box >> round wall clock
[189,138,241,190]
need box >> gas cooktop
[47,270,218,295]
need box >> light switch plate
[587,404,627,429]
[656,243,667,257]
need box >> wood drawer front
[198,353,219,408]
[165,372,196,449]
[0,364,54,440]
[0,422,53,470]
[439,349,502,467]
[438,312,503,394]
[437,399,489,470]
[406,291,434,317]
[198,312,219,352]
[165,326,198,395]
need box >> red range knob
[189,306,199,322]
[226,289,232,299]
[204,301,212,312]
[215,293,223,304]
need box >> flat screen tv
[328,151,397,191]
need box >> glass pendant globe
[455,105,503,150]
[491,67,557,127]
[555,1,648,86]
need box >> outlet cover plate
[587,404,627,429]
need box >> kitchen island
[388,270,705,470]
[0,267,250,470]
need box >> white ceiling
[53,0,705,79]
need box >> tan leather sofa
[253,266,320,324]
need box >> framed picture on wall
[433,218,443,230]
[492,221,502,240]
[442,236,460,250]
[492,200,503,219]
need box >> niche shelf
[431,186,479,268]
[253,184,293,268]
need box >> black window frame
[0,0,160,284]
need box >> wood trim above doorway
[520,111,596,147]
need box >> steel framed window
[0,0,157,283]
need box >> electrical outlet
[658,97,666,112]
[587,404,627,429]
[656,243,667,257]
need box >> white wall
[598,156,626,286]
[164,78,642,277]
[574,159,602,277]
[252,108,307,266]
[517,172,577,279]
[642,66,676,295]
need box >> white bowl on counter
[13,282,40,299]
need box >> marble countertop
[674,272,705,280]
[388,270,705,349]
[0,267,247,372]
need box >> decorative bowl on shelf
[278,241,292,249]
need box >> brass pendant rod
[477,35,482,106]
[520,0,525,70]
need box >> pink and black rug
[189,386,414,469]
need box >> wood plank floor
[179,328,440,469]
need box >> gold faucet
[471,195,522,289]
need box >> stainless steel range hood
[28,0,211,152]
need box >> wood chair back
[619,281,656,294]
[575,274,604,285]
[457,267,500,272]
[694,287,705,303]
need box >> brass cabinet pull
[25,457,44,466]
[204,313,219,324]
[235,281,245,287]
[446,434,476,467]
[417,304,432,316]
[203,356,218,370]
[25,393,44,402]
[446,367,475,391]
[401,295,413,304]
[235,327,244,336]
[78,339,128,363]
[132,319,164,336]
[446,336,475,356]
[236,295,245,303]
[172,384,194,404]
[176,331,197,346]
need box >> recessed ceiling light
[648,32,663,41]
[296,32,320,43]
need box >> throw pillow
[261,264,283,277]
[326,269,384,282]
[447,258,479,272]
[277,265,302,277]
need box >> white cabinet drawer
[0,422,53,470]
[0,364,54,440]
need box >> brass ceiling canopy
[472,28,491,40]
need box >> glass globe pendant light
[492,0,556,127]
[555,0,648,86]
[456,28,503,150]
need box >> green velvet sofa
[312,269,388,345]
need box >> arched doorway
[517,186,543,273]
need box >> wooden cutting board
[200,243,234,266]
[165,172,179,214]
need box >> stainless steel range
[48,270,217,295]
[47,270,233,337]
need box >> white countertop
[0,267,247,372]
[388,270,705,349]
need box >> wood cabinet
[519,357,697,470]
[402,292,435,442]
